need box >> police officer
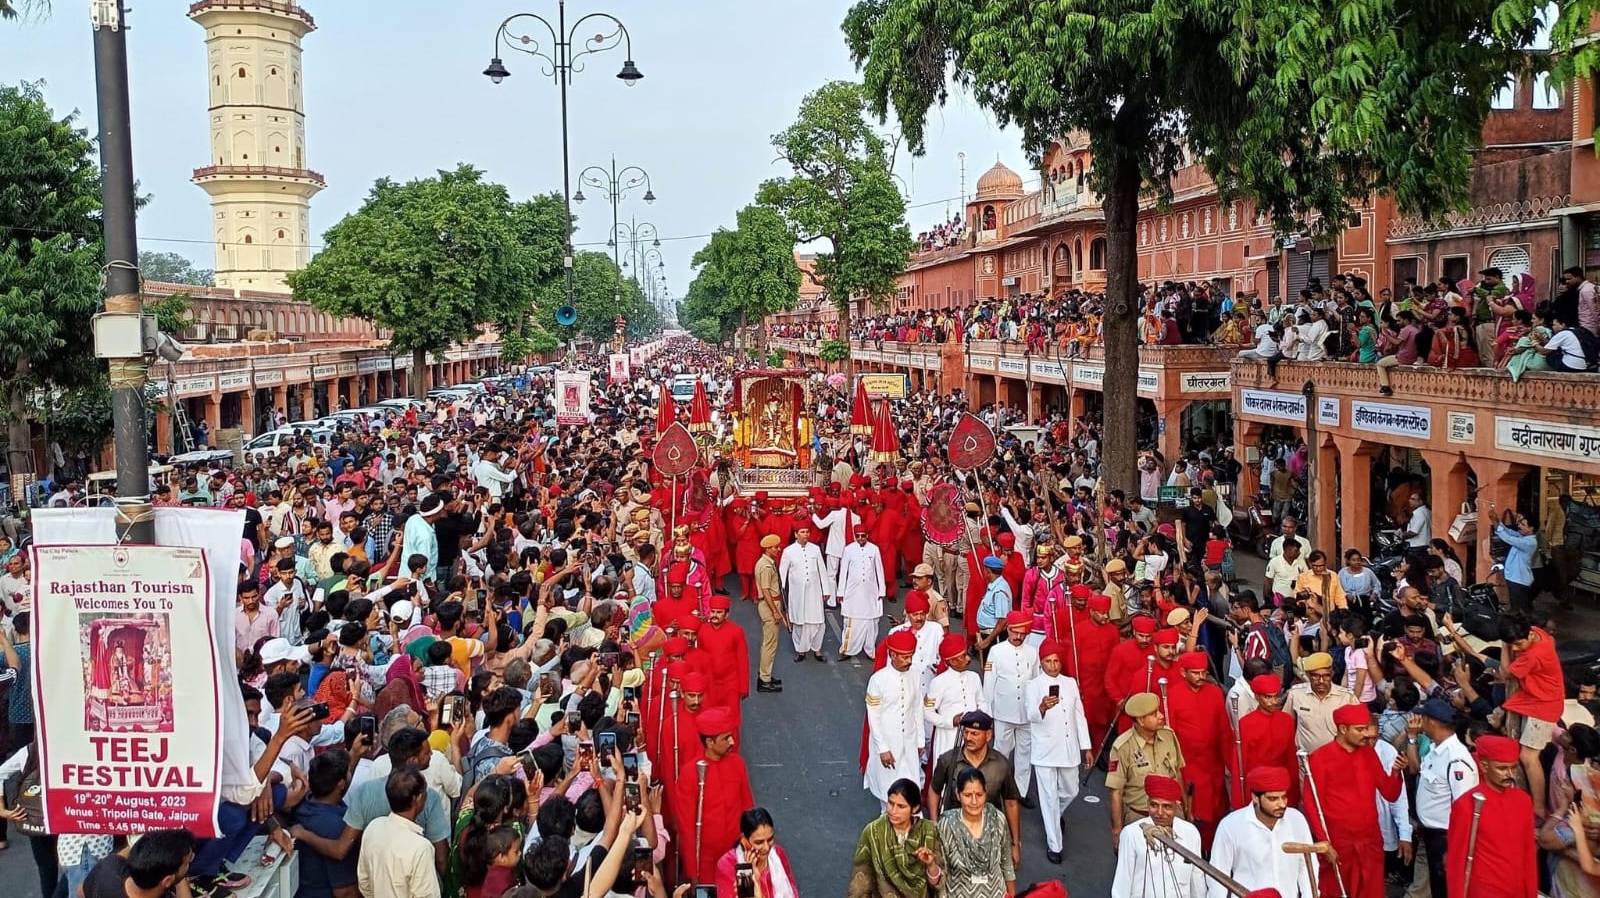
[1106,691,1187,851]
[1407,697,1478,898]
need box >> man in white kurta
[884,590,945,696]
[864,628,925,809]
[984,611,1039,798]
[924,634,987,764]
[812,501,859,605]
[778,526,829,657]
[1111,778,1206,898]
[1025,640,1093,859]
[837,530,885,659]
[1206,766,1316,898]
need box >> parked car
[242,426,332,464]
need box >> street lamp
[576,156,655,269]
[484,2,642,336]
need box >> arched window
[237,67,246,78]
[243,234,253,244]
[981,205,997,230]
[1487,245,1532,284]
[1089,237,1107,270]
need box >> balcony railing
[775,336,1233,371]
[1231,358,1600,414]
[188,0,316,27]
[191,164,327,187]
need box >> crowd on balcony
[915,213,969,253]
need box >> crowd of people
[0,334,1588,898]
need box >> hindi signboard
[1238,389,1306,423]
[1318,397,1340,427]
[1178,372,1231,394]
[553,371,591,425]
[1448,412,1477,445]
[1351,400,1432,440]
[1495,415,1600,464]
[32,545,222,835]
[858,373,910,399]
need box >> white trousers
[824,555,840,598]
[1035,765,1081,852]
[993,719,1034,795]
[791,622,825,653]
[840,615,878,657]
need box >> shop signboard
[997,357,1028,376]
[1351,400,1432,440]
[1030,360,1065,381]
[252,369,284,388]
[1318,397,1340,427]
[1178,372,1231,394]
[1495,415,1600,464]
[1448,412,1477,445]
[312,363,338,380]
[1071,363,1105,387]
[335,361,358,377]
[173,376,216,398]
[858,373,910,399]
[217,372,250,392]
[1136,368,1160,396]
[1238,388,1305,423]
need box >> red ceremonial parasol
[656,382,675,434]
[689,380,713,434]
[850,378,873,435]
[869,398,900,464]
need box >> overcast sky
[1,0,1032,303]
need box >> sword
[1462,791,1487,894]
[693,759,709,884]
[1297,750,1349,898]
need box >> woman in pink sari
[718,808,799,898]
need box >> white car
[242,427,332,463]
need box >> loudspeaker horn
[555,305,578,326]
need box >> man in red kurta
[674,615,715,678]
[730,496,766,599]
[897,480,923,586]
[1302,704,1404,898]
[1115,627,1180,732]
[1235,674,1298,808]
[696,595,751,709]
[995,532,1026,601]
[663,669,710,776]
[1165,650,1232,849]
[1445,734,1536,898]
[641,655,687,765]
[1103,616,1158,721]
[673,706,754,885]
[870,485,904,589]
[1066,593,1120,749]
[651,564,698,637]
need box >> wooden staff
[693,759,709,884]
[1229,694,1245,806]
[1463,792,1487,894]
[1143,826,1248,896]
[1297,749,1349,898]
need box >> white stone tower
[189,0,323,293]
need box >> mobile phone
[598,652,619,668]
[624,781,641,812]
[578,741,594,763]
[632,840,652,878]
[541,673,558,696]
[310,702,331,721]
[566,710,582,730]
[1048,684,1060,699]
[735,864,755,898]
[625,711,641,729]
[695,886,717,898]
[623,686,638,703]
[621,751,639,778]
[597,731,618,756]
[356,714,377,736]
[440,698,458,727]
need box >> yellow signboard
[858,373,910,399]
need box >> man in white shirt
[779,526,829,659]
[1112,775,1206,898]
[1544,314,1590,371]
[1402,492,1433,549]
[984,611,1040,801]
[357,768,441,898]
[924,633,988,763]
[1267,516,1313,559]
[885,590,945,695]
[0,554,30,616]
[1025,640,1092,863]
[1407,699,1476,898]
[836,529,886,660]
[864,629,925,810]
[470,445,517,500]
[1208,766,1316,897]
[812,499,859,602]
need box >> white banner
[1179,371,1231,394]
[32,543,224,835]
[554,370,591,425]
[1448,412,1477,445]
[1495,415,1600,464]
[1071,363,1104,387]
[1238,388,1306,423]
[608,353,631,382]
[1351,400,1432,440]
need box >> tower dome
[975,160,1024,200]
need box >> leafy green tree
[535,250,643,345]
[757,81,914,340]
[685,204,802,348]
[844,0,1576,492]
[494,194,569,363]
[0,0,47,21]
[0,83,103,479]
[138,250,213,287]
[290,164,539,397]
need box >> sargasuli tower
[189,1,324,293]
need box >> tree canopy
[290,165,565,392]
[535,250,659,346]
[680,203,801,346]
[139,250,213,287]
[757,80,914,333]
[843,0,1582,492]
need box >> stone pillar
[1235,421,1267,502]
[1420,449,1472,559]
[1069,387,1087,421]
[237,389,255,436]
[1332,435,1376,559]
[154,410,173,456]
[1310,434,1339,554]
[345,377,360,410]
[366,373,379,402]
[272,385,288,421]
[301,385,315,421]
[203,395,221,434]
[1468,456,1534,582]
[1155,399,1185,471]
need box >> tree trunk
[1099,154,1143,496]
[6,356,35,502]
[413,347,428,401]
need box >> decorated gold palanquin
[729,369,814,496]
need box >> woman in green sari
[847,778,945,898]
[446,774,532,898]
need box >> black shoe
[768,677,783,685]
[795,653,806,663]
[757,680,783,693]
[1046,850,1062,865]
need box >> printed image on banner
[32,545,221,836]
[554,370,591,425]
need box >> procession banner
[554,370,591,425]
[857,373,910,399]
[608,353,632,382]
[32,544,221,835]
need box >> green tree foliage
[290,165,551,396]
[843,0,1578,492]
[535,251,654,345]
[494,194,569,363]
[0,83,104,476]
[138,250,213,287]
[757,81,914,336]
[682,204,802,345]
[0,0,48,21]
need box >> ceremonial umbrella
[656,382,675,434]
[688,380,713,434]
[850,378,873,435]
[869,398,901,464]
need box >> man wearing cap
[864,629,927,809]
[1103,558,1130,623]
[1285,651,1357,753]
[1407,698,1476,898]
[986,611,1041,804]
[752,534,786,691]
[1444,734,1536,898]
[1105,617,1158,725]
[973,555,1013,658]
[1059,534,1088,585]
[928,711,1023,852]
[924,634,988,763]
[402,492,445,584]
[995,532,1025,601]
[698,595,751,708]
[887,590,945,695]
[778,526,828,662]
[1166,650,1231,847]
[1020,545,1068,649]
[1302,704,1404,898]
[837,527,887,660]
[1110,774,1205,896]
[1073,593,1121,748]
[654,563,698,634]
[1025,640,1093,863]
[1209,767,1316,898]
[910,562,950,631]
[1108,692,1187,849]
[672,706,755,885]
[1237,674,1299,807]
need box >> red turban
[709,595,732,611]
[666,563,689,585]
[1177,651,1209,671]
[1038,640,1064,661]
[676,616,702,633]
[939,634,968,660]
[1005,610,1032,629]
[1249,674,1282,695]
[680,671,709,694]
[1131,616,1158,635]
[904,590,931,613]
[1145,775,1183,802]
[663,637,689,657]
[1245,891,1283,898]
[885,629,918,654]
[1332,704,1371,727]
[1153,628,1181,646]
[1476,734,1521,763]
[695,706,737,736]
[997,532,1016,548]
[1087,594,1112,613]
[1070,584,1093,600]
[1245,766,1291,793]
[664,660,688,681]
